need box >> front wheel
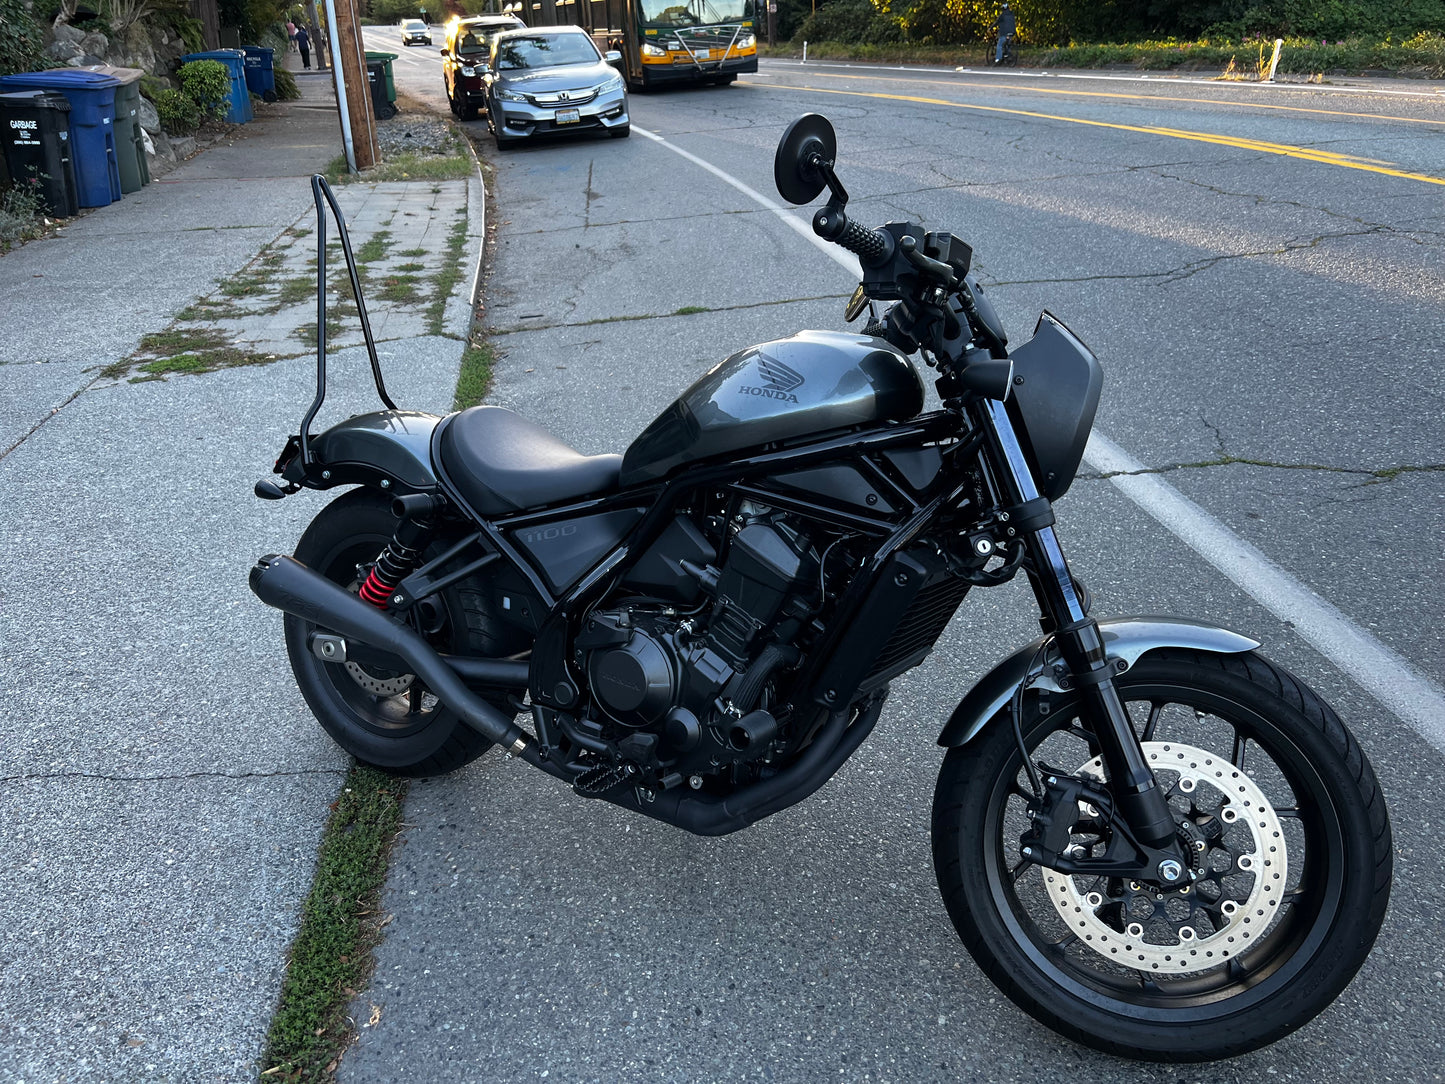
[931,649,1390,1060]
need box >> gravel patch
[377,113,455,157]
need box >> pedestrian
[286,19,297,52]
[994,1,1016,65]
[295,23,311,70]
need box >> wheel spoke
[1048,931,1078,953]
[1274,806,1302,820]
[1009,857,1035,884]
[408,684,424,714]
[1141,700,1165,742]
[1232,732,1248,770]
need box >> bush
[792,0,904,44]
[0,0,49,76]
[177,58,232,119]
[155,87,202,134]
[274,66,301,100]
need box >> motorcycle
[248,114,1391,1060]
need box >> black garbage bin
[0,90,79,218]
[365,59,395,119]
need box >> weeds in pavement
[0,183,58,253]
[454,341,495,410]
[261,765,408,1081]
[425,216,470,335]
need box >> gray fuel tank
[620,331,924,485]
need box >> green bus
[507,0,760,88]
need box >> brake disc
[1041,741,1287,974]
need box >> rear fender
[280,409,442,493]
[936,616,1260,748]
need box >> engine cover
[587,626,677,728]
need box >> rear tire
[283,489,527,777]
[931,649,1391,1060]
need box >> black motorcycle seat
[438,406,622,514]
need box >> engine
[577,512,819,780]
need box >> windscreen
[494,33,602,69]
[639,0,751,26]
[457,21,518,54]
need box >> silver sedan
[486,26,630,148]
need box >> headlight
[460,65,476,77]
[497,88,528,103]
[597,72,623,93]
[640,42,666,57]
[738,33,756,48]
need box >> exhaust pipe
[250,553,533,756]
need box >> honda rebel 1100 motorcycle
[249,115,1391,1060]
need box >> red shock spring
[357,537,422,609]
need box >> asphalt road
[347,37,1444,1082]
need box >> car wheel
[459,99,478,121]
[608,124,630,139]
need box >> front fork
[979,400,1185,866]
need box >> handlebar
[812,205,893,266]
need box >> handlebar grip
[813,206,894,266]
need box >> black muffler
[249,553,534,756]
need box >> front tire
[931,649,1390,1060]
[283,489,525,776]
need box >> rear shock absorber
[357,494,443,609]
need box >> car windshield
[404,20,425,30]
[639,0,750,26]
[457,24,513,54]
[494,33,600,70]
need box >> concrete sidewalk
[0,61,484,1080]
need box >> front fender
[936,616,1260,748]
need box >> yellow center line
[793,69,1445,129]
[761,83,1445,188]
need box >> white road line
[765,58,1445,101]
[636,122,1445,752]
[634,126,861,279]
[1085,433,1445,753]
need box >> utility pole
[329,0,379,169]
[309,0,330,70]
[767,0,775,46]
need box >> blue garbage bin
[181,50,252,123]
[241,46,277,102]
[0,69,121,207]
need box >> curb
[444,133,489,342]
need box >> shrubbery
[178,58,233,118]
[0,0,49,76]
[786,0,1445,47]
[274,66,302,101]
[155,87,203,134]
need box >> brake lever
[898,235,959,287]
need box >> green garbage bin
[364,51,398,103]
[83,64,148,192]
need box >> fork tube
[979,400,1180,853]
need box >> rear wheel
[283,488,527,776]
[931,649,1390,1060]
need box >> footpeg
[574,761,637,796]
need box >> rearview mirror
[774,113,836,206]
[605,49,622,64]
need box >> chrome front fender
[936,616,1261,748]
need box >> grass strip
[426,214,470,336]
[260,764,407,1080]
[454,342,496,410]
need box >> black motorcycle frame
[258,173,1189,877]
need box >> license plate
[556,108,580,125]
[697,49,713,59]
